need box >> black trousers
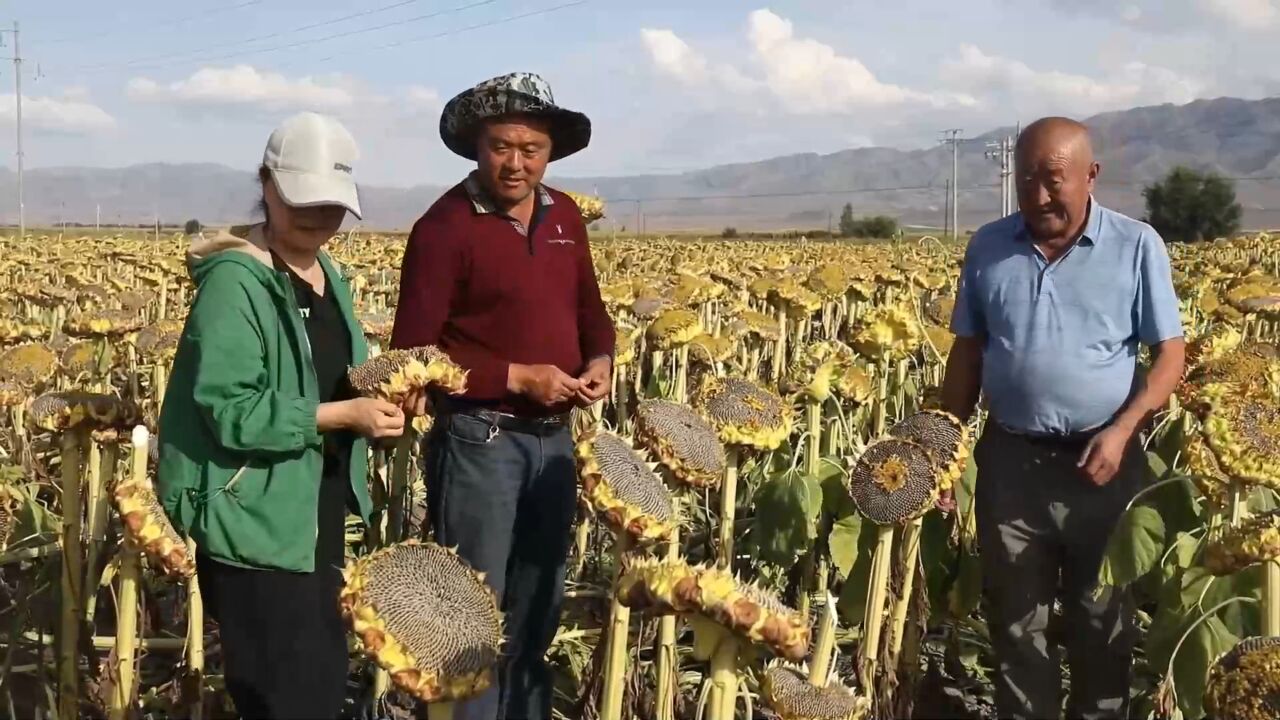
[424,411,578,720]
[196,553,349,720]
[974,425,1146,720]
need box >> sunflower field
[0,197,1277,720]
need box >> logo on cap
[334,162,353,174]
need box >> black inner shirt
[270,249,357,570]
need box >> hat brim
[270,169,363,220]
[440,88,591,162]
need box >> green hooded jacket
[157,224,372,573]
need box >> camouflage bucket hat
[440,72,592,162]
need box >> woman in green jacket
[158,112,405,719]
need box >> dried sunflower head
[574,430,676,544]
[341,541,503,703]
[0,343,58,389]
[1200,383,1280,489]
[633,400,726,488]
[1203,510,1280,576]
[847,438,938,525]
[762,663,870,720]
[1203,636,1280,720]
[693,376,794,451]
[618,556,810,662]
[887,410,970,492]
[646,309,704,351]
[850,304,922,362]
[347,347,467,403]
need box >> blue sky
[4,0,1280,186]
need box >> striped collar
[462,171,555,216]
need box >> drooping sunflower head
[28,391,142,433]
[340,541,503,704]
[113,469,196,580]
[633,400,726,489]
[762,663,870,720]
[848,438,938,525]
[1203,510,1280,577]
[63,308,143,338]
[574,429,676,544]
[563,191,606,223]
[887,410,970,492]
[646,309,705,351]
[347,346,467,403]
[693,376,794,451]
[850,304,923,362]
[0,342,58,390]
[616,557,810,662]
[1203,636,1280,720]
[1201,383,1280,489]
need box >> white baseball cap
[262,112,362,219]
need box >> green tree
[184,218,203,235]
[1142,167,1242,243]
[838,203,856,237]
[721,226,739,239]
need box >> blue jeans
[425,412,578,720]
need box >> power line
[598,175,1280,205]
[319,0,588,56]
[41,1,264,46]
[65,0,497,74]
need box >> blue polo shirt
[950,199,1183,435]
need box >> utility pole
[943,179,951,238]
[2,22,24,239]
[941,129,964,240]
[985,131,1015,218]
[96,204,101,231]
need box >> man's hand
[936,488,957,513]
[1078,423,1134,486]
[575,356,612,407]
[509,364,582,407]
[401,388,430,418]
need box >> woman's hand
[320,398,404,438]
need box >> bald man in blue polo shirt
[942,117,1186,720]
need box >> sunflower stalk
[186,536,205,720]
[386,431,417,543]
[655,508,680,720]
[1266,559,1280,636]
[57,428,86,720]
[886,517,923,666]
[601,535,633,720]
[858,524,895,692]
[109,427,148,720]
[82,440,119,624]
[709,635,740,720]
[718,448,741,569]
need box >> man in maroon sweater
[389,72,613,720]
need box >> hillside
[3,95,1279,232]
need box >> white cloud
[640,9,971,115]
[0,92,115,134]
[128,65,357,110]
[746,9,973,111]
[641,29,711,85]
[941,44,1203,116]
[403,86,441,112]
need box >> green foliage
[838,206,899,239]
[183,218,203,235]
[1142,166,1242,243]
[750,468,824,568]
[721,227,739,239]
[1099,505,1166,588]
[835,516,880,624]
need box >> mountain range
[4,95,1280,232]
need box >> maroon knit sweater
[389,178,614,417]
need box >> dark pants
[425,411,578,720]
[974,425,1145,720]
[196,553,349,720]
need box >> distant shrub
[721,227,739,239]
